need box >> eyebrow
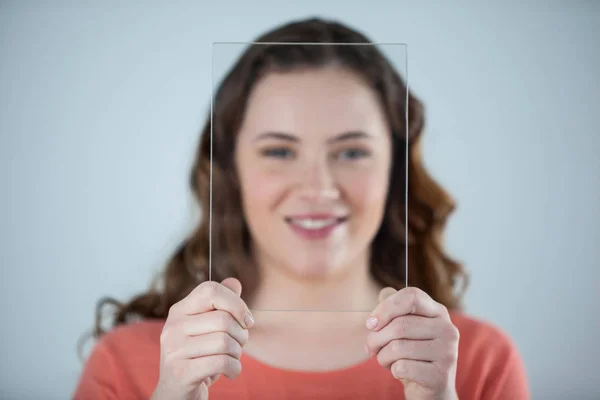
[253,132,299,142]
[253,131,373,143]
[327,131,372,143]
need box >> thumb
[198,381,209,400]
[221,277,242,297]
[378,287,397,303]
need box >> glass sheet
[209,41,408,313]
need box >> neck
[248,251,382,313]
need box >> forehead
[238,67,388,138]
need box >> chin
[284,259,345,281]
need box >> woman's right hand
[151,278,254,400]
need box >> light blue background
[1,1,598,399]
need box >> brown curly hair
[89,17,468,341]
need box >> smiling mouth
[285,217,347,229]
[284,215,349,238]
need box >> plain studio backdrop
[1,1,598,399]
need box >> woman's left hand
[365,286,460,400]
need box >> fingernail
[366,317,378,330]
[244,312,255,328]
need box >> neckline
[240,351,378,377]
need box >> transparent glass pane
[209,42,408,313]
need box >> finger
[378,287,397,303]
[366,315,441,355]
[173,281,254,329]
[206,374,220,386]
[169,331,242,360]
[367,287,446,332]
[221,277,242,297]
[376,339,441,368]
[390,359,442,389]
[183,355,242,383]
[182,310,249,347]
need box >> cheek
[341,171,389,243]
[238,167,286,220]
[340,169,389,214]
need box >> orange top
[73,312,529,400]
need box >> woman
[74,18,529,400]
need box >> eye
[261,147,295,159]
[337,148,370,160]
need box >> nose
[297,158,340,202]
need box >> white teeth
[291,219,337,230]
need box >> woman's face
[235,67,392,280]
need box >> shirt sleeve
[72,339,123,400]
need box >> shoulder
[451,311,513,345]
[91,319,164,381]
[96,319,165,354]
[450,311,518,360]
[73,320,165,400]
[449,311,530,399]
